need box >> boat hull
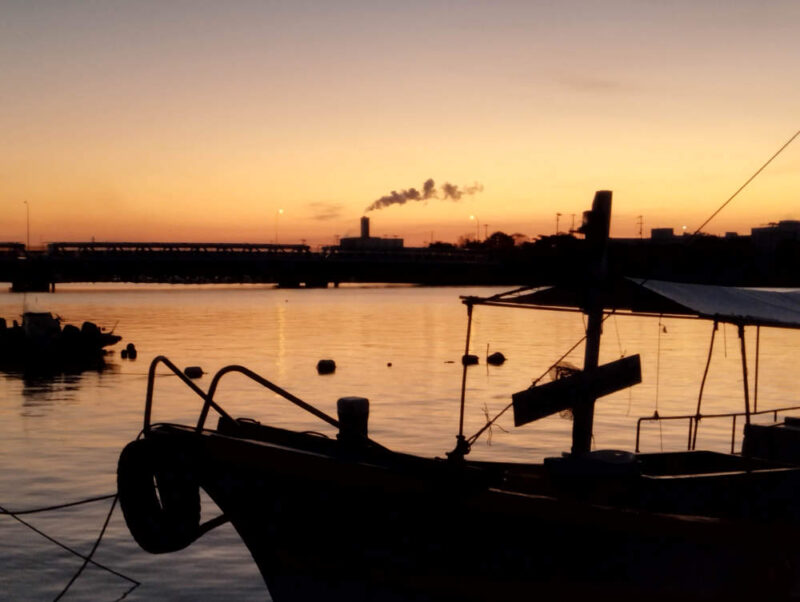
[133,423,797,602]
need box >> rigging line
[692,129,800,237]
[632,129,800,294]
[656,315,664,451]
[111,582,141,602]
[612,313,625,358]
[54,495,125,601]
[723,322,728,358]
[0,493,116,515]
[656,315,663,412]
[613,314,635,415]
[0,501,140,588]
[467,310,617,446]
[754,325,761,414]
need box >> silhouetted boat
[118,192,800,601]
[0,311,121,371]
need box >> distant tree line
[427,231,800,287]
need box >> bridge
[0,242,510,291]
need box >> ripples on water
[1,283,799,599]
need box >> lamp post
[469,215,480,241]
[24,201,30,248]
[275,208,284,244]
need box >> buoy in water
[487,351,506,366]
[184,366,204,379]
[126,342,137,360]
[462,354,479,366]
[317,359,336,374]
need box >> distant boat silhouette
[0,311,121,372]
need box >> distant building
[750,220,800,251]
[650,228,675,241]
[338,217,404,251]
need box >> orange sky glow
[2,1,798,248]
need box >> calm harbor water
[1,283,799,600]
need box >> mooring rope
[0,494,140,599]
[53,495,124,601]
[0,493,116,515]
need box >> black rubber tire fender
[117,436,201,554]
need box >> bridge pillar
[10,279,52,293]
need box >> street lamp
[469,215,480,241]
[24,201,30,248]
[275,208,284,244]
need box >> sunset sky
[2,1,798,247]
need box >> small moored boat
[0,311,122,371]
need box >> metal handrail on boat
[196,364,339,432]
[634,405,800,454]
[142,356,340,435]
[144,356,235,433]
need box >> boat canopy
[464,278,800,329]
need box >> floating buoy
[317,359,336,374]
[462,354,479,366]
[126,342,137,360]
[121,349,128,359]
[184,366,204,379]
[387,362,392,367]
[487,351,506,366]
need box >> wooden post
[450,302,475,460]
[738,324,751,425]
[571,191,612,456]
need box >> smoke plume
[365,179,483,212]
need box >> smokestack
[361,216,370,239]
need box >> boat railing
[196,364,339,431]
[143,355,339,435]
[634,405,800,454]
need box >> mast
[571,191,612,456]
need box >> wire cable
[0,500,140,591]
[0,493,116,515]
[53,495,124,601]
[692,129,800,237]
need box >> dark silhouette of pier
[3,227,799,292]
[1,242,506,292]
